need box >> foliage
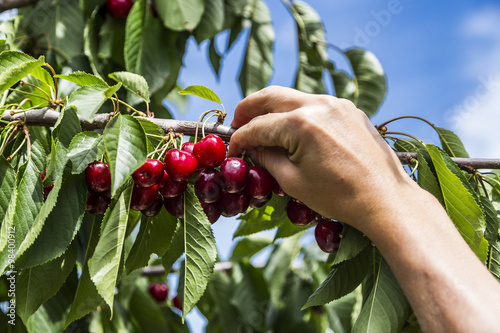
[0,1,499,332]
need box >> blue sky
[175,1,500,330]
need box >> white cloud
[449,6,500,158]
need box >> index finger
[231,86,310,128]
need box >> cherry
[249,193,272,209]
[181,142,195,155]
[286,199,316,226]
[107,0,134,20]
[173,295,182,311]
[85,161,111,192]
[219,191,250,217]
[200,201,221,224]
[195,168,222,203]
[148,282,169,303]
[142,195,163,217]
[86,190,100,212]
[130,184,159,211]
[132,158,164,187]
[314,219,343,253]
[86,190,110,215]
[272,181,286,197]
[163,149,197,181]
[193,134,226,168]
[246,166,274,199]
[164,194,184,218]
[159,170,188,198]
[220,157,248,193]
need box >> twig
[141,262,234,276]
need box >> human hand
[228,86,419,234]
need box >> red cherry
[40,173,45,181]
[200,201,221,224]
[87,190,111,215]
[164,149,197,181]
[107,0,134,20]
[86,189,100,212]
[142,195,163,217]
[246,166,274,199]
[181,142,195,155]
[173,295,182,311]
[219,191,250,217]
[85,161,111,192]
[286,199,316,226]
[43,184,54,201]
[132,158,164,187]
[159,171,188,198]
[272,181,286,196]
[195,168,222,203]
[164,194,184,218]
[220,157,249,193]
[130,184,159,211]
[249,193,272,209]
[148,282,169,303]
[193,135,226,168]
[314,219,343,253]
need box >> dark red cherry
[164,194,184,218]
[173,295,182,311]
[107,0,134,20]
[246,166,274,199]
[220,157,248,193]
[314,219,343,253]
[86,191,111,215]
[249,193,272,209]
[286,199,316,226]
[193,135,226,168]
[86,189,101,212]
[163,149,197,181]
[272,181,286,196]
[159,171,188,198]
[142,195,163,217]
[219,191,250,217]
[200,201,221,224]
[85,161,111,192]
[130,184,159,211]
[181,142,195,155]
[148,282,169,303]
[132,158,164,187]
[195,168,222,203]
[43,184,54,201]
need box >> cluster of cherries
[147,282,182,311]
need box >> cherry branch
[0,0,37,12]
[141,263,233,277]
[3,108,500,170]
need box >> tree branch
[141,263,234,276]
[0,0,37,13]
[3,108,500,170]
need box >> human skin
[228,86,500,332]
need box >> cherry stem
[476,174,490,199]
[407,159,419,178]
[202,114,219,138]
[23,125,31,159]
[194,109,224,143]
[43,63,58,97]
[383,131,424,144]
[20,81,52,100]
[0,124,19,155]
[8,87,50,101]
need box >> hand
[228,86,418,233]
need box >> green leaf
[84,8,103,79]
[435,127,470,158]
[238,0,274,96]
[274,219,312,240]
[136,118,165,154]
[0,156,15,223]
[333,225,369,266]
[330,69,356,101]
[181,186,217,320]
[345,48,387,117]
[68,132,105,174]
[55,71,108,87]
[480,196,500,281]
[89,187,132,312]
[229,234,273,262]
[16,174,87,269]
[126,207,178,273]
[208,39,222,77]
[65,216,104,327]
[67,84,121,122]
[162,221,184,275]
[302,246,372,309]
[352,257,410,333]
[416,149,444,205]
[109,71,150,103]
[128,285,169,331]
[426,144,489,261]
[0,51,45,95]
[193,0,224,43]
[16,240,77,322]
[103,114,147,196]
[178,85,222,105]
[156,0,205,31]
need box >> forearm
[363,183,500,332]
